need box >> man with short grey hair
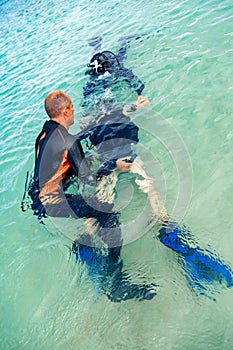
[29,90,122,257]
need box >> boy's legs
[129,157,167,220]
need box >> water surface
[1,0,233,349]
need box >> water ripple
[1,0,233,348]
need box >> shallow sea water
[1,0,233,349]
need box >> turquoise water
[1,0,233,348]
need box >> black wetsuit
[78,108,139,178]
[29,119,122,258]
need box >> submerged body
[68,38,159,301]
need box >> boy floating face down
[78,95,167,223]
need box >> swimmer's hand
[116,157,132,173]
[136,95,149,108]
[123,96,149,114]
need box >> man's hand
[116,157,132,173]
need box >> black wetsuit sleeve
[68,139,94,183]
[121,68,145,95]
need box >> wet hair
[87,51,120,75]
[44,91,71,118]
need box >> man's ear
[62,106,69,119]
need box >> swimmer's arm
[68,139,95,184]
[122,68,145,95]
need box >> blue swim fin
[157,222,233,296]
[73,243,157,302]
